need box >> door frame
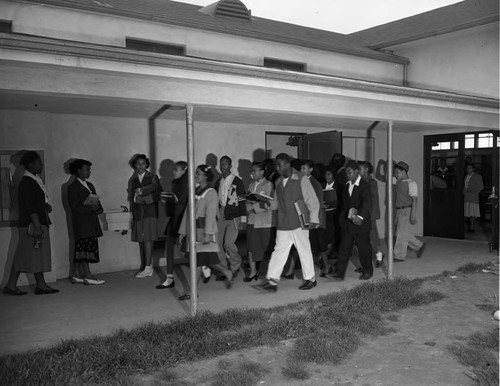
[423,133,465,238]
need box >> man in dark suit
[328,160,373,280]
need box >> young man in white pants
[253,153,320,292]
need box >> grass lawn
[1,262,497,386]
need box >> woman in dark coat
[128,154,162,278]
[157,161,189,289]
[68,159,105,285]
[3,151,58,295]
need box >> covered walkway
[0,237,495,355]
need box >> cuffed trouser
[394,207,423,260]
[336,229,373,278]
[267,228,316,282]
[218,207,242,272]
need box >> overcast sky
[179,0,463,34]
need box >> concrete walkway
[0,237,496,356]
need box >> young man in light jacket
[253,153,320,292]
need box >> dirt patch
[129,271,499,386]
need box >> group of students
[133,152,425,299]
[2,150,426,299]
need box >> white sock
[376,251,383,261]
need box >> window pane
[431,142,451,150]
[453,141,459,149]
[477,133,493,148]
[465,134,475,149]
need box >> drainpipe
[403,63,409,87]
[387,121,394,280]
[148,105,170,174]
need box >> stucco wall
[391,23,499,98]
[1,109,387,284]
[1,1,403,85]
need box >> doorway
[424,131,499,244]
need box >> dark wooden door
[424,134,465,239]
[302,130,342,166]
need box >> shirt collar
[346,175,361,187]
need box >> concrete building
[0,0,498,285]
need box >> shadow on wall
[238,159,252,189]
[62,159,77,279]
[2,151,27,286]
[158,159,175,192]
[205,153,221,185]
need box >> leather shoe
[325,273,344,281]
[215,275,227,282]
[282,273,294,280]
[156,279,175,289]
[299,280,317,290]
[84,278,105,285]
[251,281,277,293]
[34,287,59,295]
[225,277,234,289]
[359,273,372,280]
[375,255,385,268]
[354,267,363,273]
[243,273,259,282]
[417,242,426,258]
[3,287,28,296]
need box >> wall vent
[126,38,185,56]
[0,20,13,33]
[264,58,306,72]
[200,0,252,22]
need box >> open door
[424,133,465,239]
[301,130,342,166]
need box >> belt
[397,206,411,209]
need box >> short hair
[394,164,406,172]
[465,163,475,170]
[129,154,150,169]
[276,153,292,164]
[175,161,188,170]
[324,165,335,175]
[20,151,41,169]
[330,153,346,168]
[302,159,315,169]
[197,164,214,182]
[251,161,265,171]
[69,159,92,175]
[220,155,232,165]
[345,160,360,171]
[359,161,374,174]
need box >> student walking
[157,161,189,289]
[300,160,331,276]
[328,161,373,281]
[214,156,247,277]
[177,165,234,300]
[245,161,275,282]
[359,161,384,268]
[253,153,320,292]
[393,161,425,261]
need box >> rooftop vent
[200,0,252,22]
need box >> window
[465,134,475,149]
[477,133,493,148]
[431,142,451,151]
[0,20,12,33]
[126,38,185,56]
[264,58,305,72]
[0,150,45,227]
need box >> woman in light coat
[463,163,484,232]
[177,165,233,300]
